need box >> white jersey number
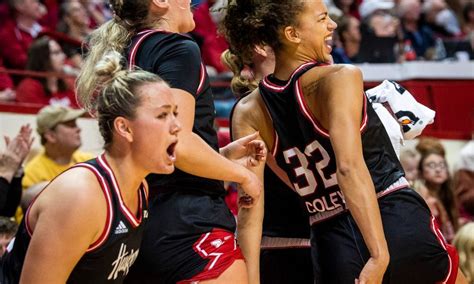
[283,140,337,196]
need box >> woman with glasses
[417,140,459,243]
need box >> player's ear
[283,25,301,44]
[151,0,170,11]
[114,116,133,143]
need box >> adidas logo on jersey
[114,221,128,234]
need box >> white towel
[371,102,404,158]
[365,80,436,140]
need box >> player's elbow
[336,159,362,179]
[336,163,353,178]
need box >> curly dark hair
[221,0,304,65]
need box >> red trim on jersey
[295,80,370,137]
[97,154,144,228]
[136,29,154,35]
[24,163,114,253]
[196,63,206,95]
[24,183,50,237]
[261,61,318,92]
[295,79,330,137]
[375,182,409,198]
[143,183,149,202]
[128,30,160,70]
[272,129,279,157]
[360,93,369,133]
[128,28,178,70]
[430,216,459,284]
[73,163,114,252]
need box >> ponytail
[221,49,258,97]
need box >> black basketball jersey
[0,155,148,284]
[262,166,311,238]
[229,97,310,239]
[258,62,405,225]
[125,30,225,197]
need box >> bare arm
[20,168,106,283]
[231,95,269,284]
[317,66,389,283]
[171,88,262,203]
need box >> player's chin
[155,163,175,174]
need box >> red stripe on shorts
[177,229,244,283]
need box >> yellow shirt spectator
[22,150,94,189]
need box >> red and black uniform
[258,61,459,283]
[123,31,242,284]
[0,154,148,283]
[230,96,314,284]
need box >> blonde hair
[76,0,153,111]
[78,51,166,149]
[221,49,258,96]
[453,223,474,283]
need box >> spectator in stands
[78,0,110,28]
[367,11,400,38]
[56,0,91,68]
[0,0,46,70]
[462,3,474,37]
[357,0,401,63]
[423,0,462,37]
[398,0,437,59]
[193,0,229,74]
[332,15,361,63]
[0,125,33,217]
[0,217,18,255]
[454,140,474,224]
[417,138,459,242]
[0,0,11,25]
[358,0,395,20]
[0,57,15,102]
[453,222,474,284]
[400,148,441,217]
[333,0,360,18]
[15,36,78,108]
[400,149,420,185]
[22,106,93,192]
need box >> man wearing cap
[22,105,93,191]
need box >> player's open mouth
[325,36,333,53]
[167,141,177,161]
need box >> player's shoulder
[304,64,361,81]
[301,64,362,92]
[145,32,200,54]
[234,89,264,116]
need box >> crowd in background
[0,0,473,282]
[0,0,473,103]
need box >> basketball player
[222,0,465,283]
[0,51,181,283]
[223,48,314,284]
[76,0,266,282]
